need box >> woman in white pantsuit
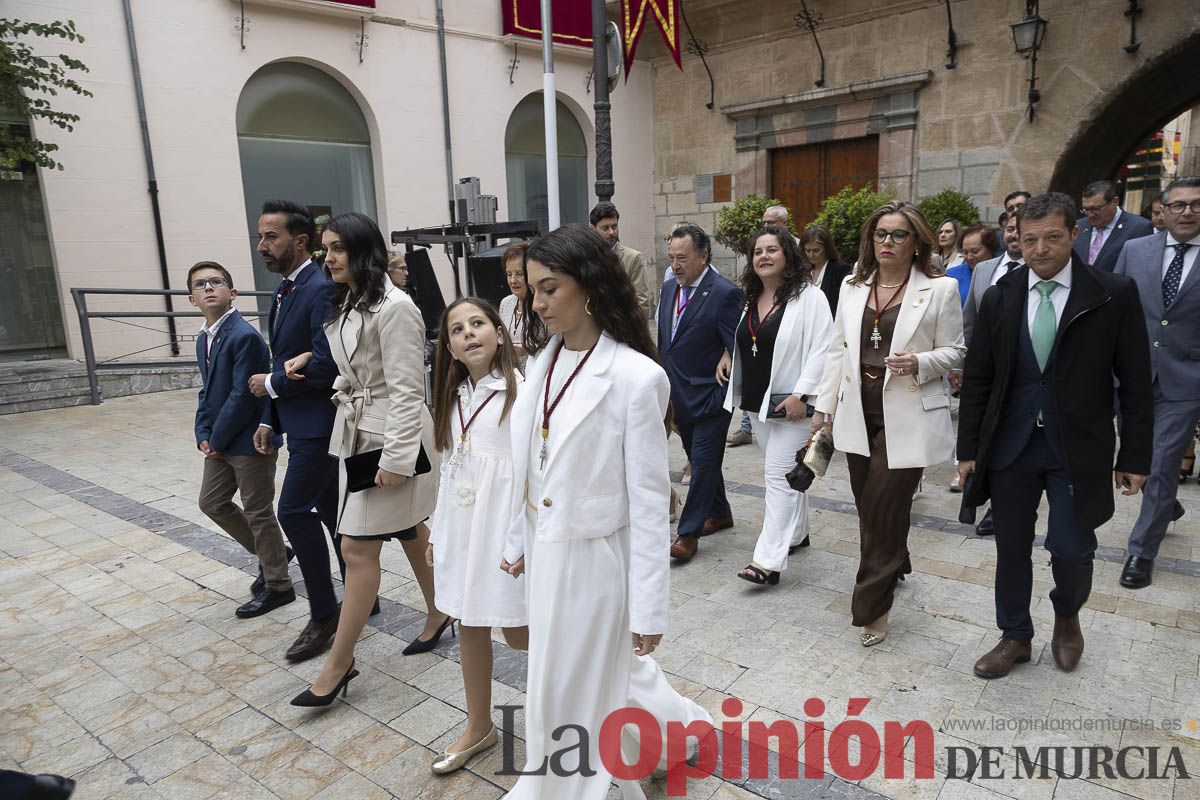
[500,225,711,800]
[717,227,833,585]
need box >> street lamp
[1010,0,1048,122]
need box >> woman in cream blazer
[500,226,709,799]
[286,213,444,707]
[813,202,965,649]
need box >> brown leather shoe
[286,611,340,663]
[973,637,1032,679]
[670,535,698,561]
[699,516,734,537]
[1050,615,1084,671]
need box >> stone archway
[1050,31,1200,198]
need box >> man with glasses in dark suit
[1117,177,1200,588]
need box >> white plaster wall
[8,0,655,359]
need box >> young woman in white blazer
[812,202,965,648]
[284,213,444,706]
[500,225,710,800]
[716,226,833,585]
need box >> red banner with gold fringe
[621,0,681,77]
[502,0,593,48]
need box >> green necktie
[1032,280,1058,372]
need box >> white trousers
[748,416,811,572]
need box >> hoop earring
[585,298,593,316]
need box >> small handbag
[785,429,834,492]
[345,446,432,493]
[802,428,835,477]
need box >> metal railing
[70,287,272,405]
[69,287,435,407]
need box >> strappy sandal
[737,564,780,585]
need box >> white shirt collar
[285,258,313,282]
[685,265,710,289]
[1166,232,1200,248]
[201,306,238,337]
[1002,254,1025,265]
[1027,260,1072,292]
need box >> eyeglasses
[1081,202,1112,215]
[190,277,229,290]
[873,228,912,244]
[1164,200,1200,214]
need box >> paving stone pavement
[0,389,1197,800]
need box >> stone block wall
[644,0,1200,244]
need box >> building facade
[2,0,655,362]
[643,0,1200,269]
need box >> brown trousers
[844,374,923,627]
[198,452,291,591]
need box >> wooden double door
[770,136,879,230]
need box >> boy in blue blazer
[189,261,295,619]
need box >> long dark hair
[741,226,813,308]
[521,225,657,363]
[799,224,840,263]
[431,297,520,452]
[323,212,389,322]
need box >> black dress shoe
[28,774,76,799]
[1119,555,1153,589]
[1172,500,1185,522]
[250,546,295,596]
[975,508,995,536]
[236,586,296,619]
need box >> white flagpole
[541,0,561,230]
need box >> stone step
[0,360,201,415]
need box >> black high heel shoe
[291,660,359,707]
[788,535,811,554]
[402,615,457,656]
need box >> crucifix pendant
[539,428,549,471]
[751,341,759,357]
[448,440,465,476]
[870,323,882,350]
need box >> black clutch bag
[765,393,806,420]
[345,445,432,493]
[958,473,978,524]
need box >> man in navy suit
[1072,180,1154,273]
[1116,176,1200,588]
[660,224,743,562]
[248,200,342,663]
[189,261,294,619]
[958,193,1151,679]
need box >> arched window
[504,94,588,233]
[236,62,377,304]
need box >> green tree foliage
[918,187,982,229]
[812,184,897,265]
[714,195,797,261]
[0,17,92,170]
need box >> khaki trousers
[198,452,291,591]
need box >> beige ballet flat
[431,725,498,775]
